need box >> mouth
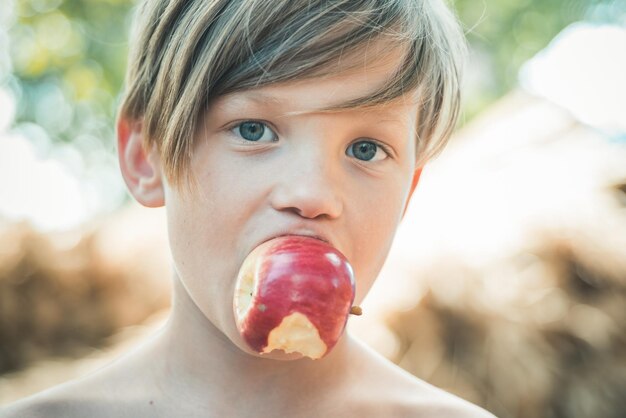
[247,232,336,261]
[263,232,332,249]
[245,228,340,266]
[234,229,356,360]
[276,233,329,244]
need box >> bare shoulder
[0,373,159,418]
[379,384,498,418]
[1,395,60,418]
[0,383,112,418]
[343,338,497,418]
[348,374,497,418]
[380,369,496,418]
[1,344,160,418]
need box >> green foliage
[452,0,625,119]
[6,0,133,152]
[3,0,624,148]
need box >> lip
[267,232,330,245]
[274,233,330,245]
[257,229,334,251]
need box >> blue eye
[347,140,387,162]
[233,121,277,142]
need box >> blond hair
[119,0,466,186]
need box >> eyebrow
[236,91,351,113]
[228,91,410,127]
[240,92,286,108]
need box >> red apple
[234,236,356,359]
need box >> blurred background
[1,0,625,416]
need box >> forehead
[213,40,419,119]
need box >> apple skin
[234,236,356,359]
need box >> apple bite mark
[233,236,356,360]
[234,253,259,323]
[263,312,327,359]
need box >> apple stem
[349,306,362,316]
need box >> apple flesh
[234,236,356,359]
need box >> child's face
[161,49,421,355]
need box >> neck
[152,276,353,408]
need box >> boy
[3,0,495,416]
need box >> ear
[117,117,165,207]
[402,167,423,218]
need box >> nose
[269,146,344,220]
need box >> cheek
[163,182,239,318]
[163,155,268,311]
[164,190,214,290]
[348,181,407,302]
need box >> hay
[0,206,171,374]
[352,91,626,418]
